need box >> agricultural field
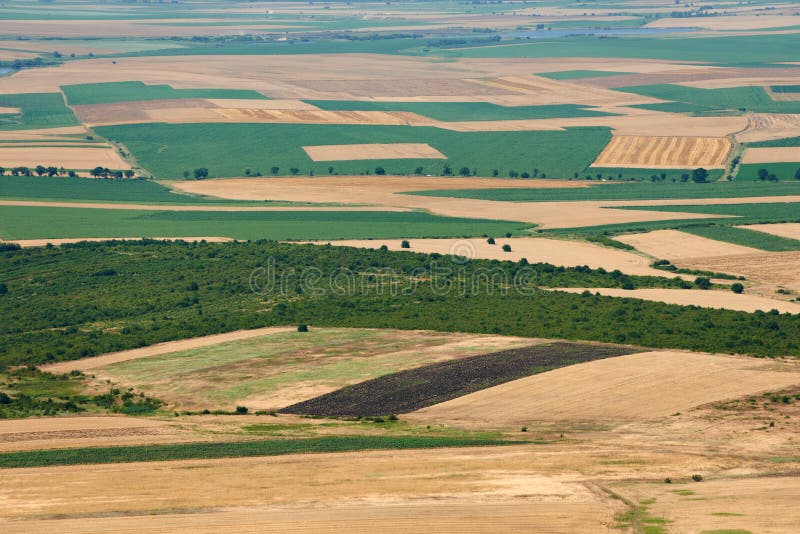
[4,0,800,531]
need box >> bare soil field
[307,237,672,278]
[614,229,761,260]
[591,135,730,169]
[681,250,800,291]
[0,145,130,169]
[737,113,800,143]
[303,143,445,161]
[72,98,216,126]
[648,14,800,30]
[409,350,800,425]
[43,326,296,373]
[579,66,800,89]
[738,222,800,240]
[742,146,800,164]
[0,126,90,142]
[557,287,800,313]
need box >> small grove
[1,241,799,372]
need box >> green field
[95,123,611,179]
[0,175,253,204]
[61,81,268,105]
[424,33,800,66]
[771,85,800,93]
[738,163,800,181]
[0,93,78,130]
[746,137,800,148]
[405,180,800,202]
[0,206,529,241]
[682,225,800,252]
[305,101,615,121]
[538,70,631,80]
[0,435,516,468]
[619,84,800,114]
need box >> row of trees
[756,167,800,182]
[0,165,135,179]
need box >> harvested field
[72,98,216,126]
[737,113,800,143]
[648,14,800,30]
[410,351,800,425]
[681,250,800,291]
[67,328,538,411]
[591,135,730,169]
[204,99,316,110]
[739,222,800,240]
[613,476,800,534]
[284,78,513,98]
[281,342,640,417]
[43,326,295,374]
[310,237,674,278]
[614,229,761,261]
[557,287,800,314]
[203,108,432,126]
[0,145,130,169]
[742,146,800,164]
[6,236,232,247]
[303,143,445,161]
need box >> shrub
[664,477,672,484]
[694,277,711,290]
[502,244,512,252]
[487,237,495,245]
[731,283,744,294]
[0,282,7,295]
[691,474,703,482]
[400,240,410,249]
[297,324,309,332]
[235,406,249,415]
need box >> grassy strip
[747,137,800,148]
[62,81,268,106]
[304,101,614,122]
[0,93,78,130]
[681,225,800,252]
[617,84,800,114]
[0,206,529,241]
[0,435,517,468]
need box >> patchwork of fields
[4,0,800,532]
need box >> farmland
[4,0,800,531]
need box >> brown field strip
[742,146,800,164]
[0,146,130,169]
[557,287,800,313]
[303,143,445,161]
[681,251,800,291]
[409,351,800,425]
[592,135,730,169]
[737,113,800,143]
[614,229,761,261]
[737,223,800,240]
[42,326,296,373]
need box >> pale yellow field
[738,222,800,240]
[737,113,800,143]
[681,251,800,291]
[6,236,233,248]
[303,143,446,161]
[410,351,800,425]
[742,146,800,164]
[648,14,800,30]
[0,145,130,169]
[591,135,730,169]
[557,287,800,313]
[614,229,761,261]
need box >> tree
[0,167,4,176]
[680,173,690,182]
[235,406,249,415]
[692,167,708,183]
[183,170,190,179]
[795,167,800,180]
[731,283,744,294]
[297,324,309,332]
[193,168,209,180]
[271,166,280,175]
[124,170,134,178]
[35,165,46,176]
[91,166,106,178]
[68,170,77,178]
[46,166,58,177]
[400,240,410,249]
[458,167,471,177]
[520,172,530,178]
[328,166,335,175]
[487,237,495,245]
[695,277,711,290]
[289,167,300,175]
[375,166,386,175]
[492,169,499,177]
[0,282,7,295]
[442,165,452,176]
[757,168,769,181]
[244,168,252,176]
[502,244,512,252]
[508,170,518,178]
[414,166,424,175]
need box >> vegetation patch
[618,84,800,114]
[0,93,79,130]
[681,225,800,252]
[62,81,268,106]
[280,342,640,417]
[0,435,519,468]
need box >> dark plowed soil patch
[280,342,641,417]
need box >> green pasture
[0,93,78,130]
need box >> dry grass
[592,135,730,169]
[0,146,130,169]
[681,251,800,291]
[615,229,761,261]
[737,222,800,240]
[737,113,800,143]
[409,350,800,424]
[557,287,800,313]
[303,143,445,161]
[742,146,800,164]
